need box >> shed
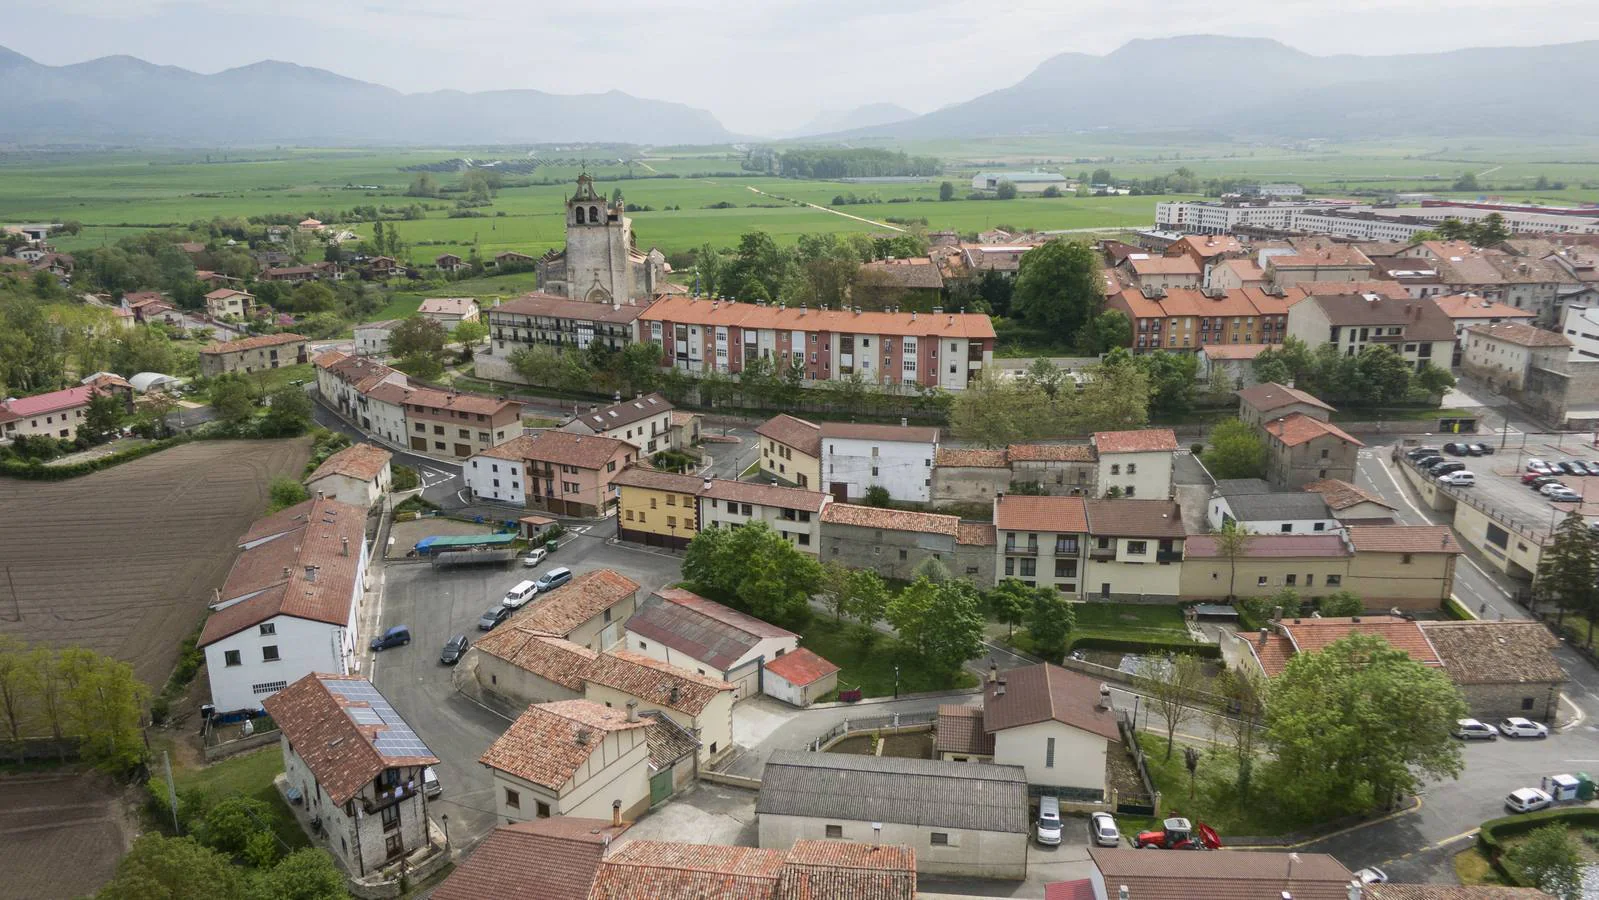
[760,649,840,707]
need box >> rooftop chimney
[988,661,999,684]
[612,799,622,828]
[1271,606,1283,622]
[283,567,291,578]
[316,490,325,500]
[1258,627,1269,647]
[576,729,591,746]
[669,684,681,704]
[703,476,713,491]
[626,701,638,723]
[1119,888,1129,900]
[305,566,317,583]
[341,536,350,557]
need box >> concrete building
[1236,382,1334,429]
[1259,237,1373,286]
[312,351,410,445]
[1432,293,1538,365]
[535,174,665,304]
[624,588,798,699]
[198,332,307,377]
[757,751,1029,880]
[1343,525,1460,612]
[1206,478,1337,534]
[971,171,1067,192]
[699,478,830,555]
[353,319,400,357]
[461,631,597,706]
[1461,321,1572,392]
[1198,343,1275,390]
[1082,500,1185,602]
[1420,621,1567,723]
[760,649,840,708]
[1091,429,1176,499]
[562,392,674,454]
[0,377,131,444]
[1301,478,1397,524]
[511,569,640,653]
[1181,532,1354,603]
[1263,414,1363,489]
[584,649,736,764]
[469,431,635,516]
[204,288,253,320]
[993,495,1088,594]
[1399,241,1579,326]
[612,466,702,551]
[199,496,368,712]
[480,700,652,824]
[1286,292,1455,373]
[1122,254,1201,290]
[819,421,940,504]
[1561,303,1599,362]
[263,674,438,878]
[304,442,392,509]
[417,297,479,332]
[402,387,522,460]
[754,413,822,489]
[476,292,648,384]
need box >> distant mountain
[0,46,736,146]
[839,35,1599,140]
[787,103,919,138]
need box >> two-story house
[755,413,822,489]
[480,699,653,824]
[305,442,393,509]
[624,588,799,699]
[993,495,1088,594]
[263,674,438,878]
[313,351,410,444]
[583,650,737,764]
[562,392,675,454]
[1460,321,1572,392]
[204,288,254,320]
[698,479,830,555]
[198,333,308,377]
[1091,429,1176,499]
[467,431,635,516]
[1235,381,1335,429]
[510,568,640,653]
[0,376,132,444]
[418,297,480,332]
[819,421,939,504]
[402,388,521,460]
[1263,414,1364,489]
[1206,478,1337,534]
[1285,292,1455,373]
[1082,500,1185,602]
[612,466,703,551]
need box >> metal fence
[807,711,938,752]
[1116,711,1157,815]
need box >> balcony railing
[1088,546,1117,560]
[1156,550,1183,563]
[1004,544,1040,556]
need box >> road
[312,397,464,506]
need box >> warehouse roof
[757,750,1028,834]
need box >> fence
[1116,711,1158,816]
[807,711,939,752]
[1056,654,1230,711]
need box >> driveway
[616,783,758,848]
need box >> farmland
[0,438,311,689]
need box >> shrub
[392,465,419,491]
[1067,635,1221,658]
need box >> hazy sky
[7,1,1597,135]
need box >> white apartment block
[1563,304,1599,362]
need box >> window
[930,833,950,846]
[536,801,551,818]
[259,623,275,636]
[1046,737,1055,768]
[625,510,634,521]
[1257,575,1269,586]
[504,789,520,810]
[1005,558,1014,576]
[224,650,242,667]
[603,608,612,624]
[1110,464,1120,475]
[1325,574,1341,587]
[1020,558,1036,577]
[1127,541,1147,554]
[1127,463,1137,474]
[1522,697,1536,711]
[1281,524,1293,533]
[667,516,676,529]
[1285,574,1297,586]
[1305,574,1314,587]
[252,680,287,695]
[899,549,908,560]
[262,646,280,662]
[1401,553,1413,564]
[1313,522,1326,532]
[826,825,843,838]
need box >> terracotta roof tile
[859,256,945,289]
[762,649,839,688]
[1007,443,1096,462]
[401,386,520,418]
[469,631,598,692]
[755,414,822,457]
[1044,880,1099,900]
[820,503,959,537]
[642,295,995,340]
[775,840,916,900]
[700,479,829,512]
[418,297,478,316]
[934,448,1009,468]
[574,393,674,432]
[1240,615,1444,678]
[514,569,640,638]
[431,818,628,900]
[1347,525,1460,554]
[1432,293,1538,320]
[1237,382,1335,413]
[956,522,996,547]
[993,495,1088,533]
[1082,500,1185,538]
[480,700,649,790]
[484,431,632,470]
[1264,413,1364,449]
[1364,885,1552,899]
[585,650,734,716]
[262,674,437,806]
[1093,429,1178,454]
[1464,321,1571,348]
[818,422,940,443]
[1088,847,1353,900]
[1302,479,1396,512]
[200,332,306,355]
[1185,533,1350,559]
[980,663,1121,741]
[1419,621,1567,686]
[934,704,994,755]
[1170,235,1246,259]
[587,841,786,900]
[492,292,647,325]
[1128,256,1201,276]
[307,442,391,484]
[611,465,703,494]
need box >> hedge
[0,433,194,481]
[1477,806,1599,885]
[1067,635,1222,659]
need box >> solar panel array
[321,678,435,760]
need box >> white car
[1506,787,1553,814]
[422,766,441,798]
[1355,867,1388,884]
[1089,812,1120,847]
[522,547,547,568]
[1549,489,1583,503]
[1539,482,1572,497]
[1437,471,1475,487]
[1499,717,1550,739]
[1453,718,1498,740]
[1528,458,1553,475]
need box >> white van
[1036,796,1062,846]
[503,580,538,609]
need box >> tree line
[0,637,148,772]
[775,149,941,179]
[1252,337,1455,407]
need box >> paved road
[312,398,464,506]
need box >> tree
[286,283,336,314]
[1215,667,1265,799]
[98,835,246,900]
[62,648,148,773]
[1452,171,1479,193]
[260,386,312,437]
[210,375,258,427]
[1023,357,1070,402]
[1317,590,1363,617]
[887,578,984,676]
[1262,633,1467,816]
[987,580,1031,640]
[911,555,951,584]
[389,316,448,358]
[939,181,955,201]
[1091,168,1112,185]
[1535,510,1599,642]
[1415,363,1456,398]
[950,369,1043,446]
[112,326,179,376]
[1134,653,1207,760]
[994,180,1018,200]
[1084,310,1132,354]
[1026,587,1077,660]
[80,392,127,445]
[248,849,348,900]
[193,795,275,859]
[1213,520,1253,601]
[1202,420,1267,479]
[849,569,891,629]
[268,477,309,512]
[0,636,27,750]
[1506,824,1582,900]
[406,173,439,198]
[1472,212,1510,245]
[1011,240,1102,339]
[397,353,444,380]
[682,522,820,629]
[1133,351,1198,417]
[452,319,488,348]
[1067,355,1149,432]
[1352,345,1412,406]
[617,342,663,396]
[509,345,563,387]
[862,485,891,508]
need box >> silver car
[1089,812,1120,847]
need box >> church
[536,173,667,305]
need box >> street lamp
[441,813,450,855]
[893,666,900,700]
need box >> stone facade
[280,734,431,878]
[822,520,957,581]
[1458,680,1562,723]
[535,174,664,304]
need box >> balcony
[1054,541,1080,556]
[1004,544,1040,556]
[1089,546,1117,560]
[1156,550,1183,563]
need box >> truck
[431,548,520,569]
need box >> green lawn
[170,746,309,851]
[1135,731,1312,838]
[245,362,314,394]
[1073,603,1191,641]
[800,617,977,698]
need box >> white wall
[205,615,346,712]
[823,436,936,503]
[465,455,526,505]
[307,470,386,510]
[1096,450,1172,499]
[758,813,1027,880]
[700,499,823,555]
[1206,498,1338,534]
[1564,305,1599,362]
[354,325,391,356]
[991,721,1108,794]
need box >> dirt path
[743,185,904,232]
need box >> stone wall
[1460,680,1563,724]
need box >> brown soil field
[0,438,310,689]
[0,770,133,899]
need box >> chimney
[669,684,681,704]
[213,587,221,604]
[703,476,713,491]
[1258,627,1269,647]
[305,566,317,583]
[1098,684,1112,711]
[341,536,350,557]
[988,661,999,684]
[626,701,638,723]
[612,799,622,828]
[576,729,591,746]
[283,566,291,578]
[1270,606,1283,622]
[995,680,1006,697]
[316,490,326,501]
[1351,615,1361,623]
[1119,888,1129,900]
[1347,883,1361,900]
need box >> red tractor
[1132,817,1223,850]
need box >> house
[932,448,1012,505]
[562,392,675,454]
[668,410,701,449]
[1082,500,1185,601]
[588,839,916,900]
[623,588,799,699]
[0,379,131,443]
[1302,478,1396,524]
[312,351,411,446]
[1420,621,1567,723]
[755,413,822,489]
[1092,428,1177,499]
[638,295,997,392]
[1285,292,1455,374]
[1461,321,1572,392]
[1342,525,1460,612]
[1432,293,1538,364]
[1207,478,1338,533]
[511,568,640,652]
[612,466,703,551]
[939,663,1122,800]
[1197,342,1276,390]
[853,257,946,310]
[1222,614,1443,681]
[1181,533,1354,602]
[1087,847,1354,900]
[363,256,402,279]
[402,387,522,459]
[468,431,634,516]
[994,495,1088,594]
[583,649,736,764]
[461,631,598,705]
[761,649,840,708]
[1263,413,1364,489]
[480,700,653,823]
[298,217,323,232]
[429,816,629,900]
[819,421,940,504]
[198,496,368,712]
[477,293,646,385]
[1237,381,1335,428]
[971,171,1067,192]
[417,297,480,332]
[198,332,308,377]
[757,750,1029,880]
[262,674,438,878]
[1165,234,1247,273]
[1206,257,1268,291]
[305,442,392,509]
[820,503,961,581]
[434,253,464,273]
[353,319,401,357]
[259,263,334,283]
[204,288,253,320]
[1261,237,1373,286]
[1399,241,1579,326]
[698,478,830,555]
[1008,443,1098,495]
[1121,254,1202,290]
[493,250,537,268]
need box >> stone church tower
[537,174,664,304]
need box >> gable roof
[200,332,306,355]
[774,840,917,900]
[1364,886,1553,900]
[762,648,840,688]
[640,295,996,341]
[261,674,436,806]
[858,257,945,289]
[469,631,598,692]
[1419,621,1567,686]
[819,503,960,537]
[307,442,391,484]
[700,479,829,513]
[1432,293,1538,320]
[1346,524,1460,554]
[757,750,1029,834]
[480,700,649,791]
[610,465,703,494]
[818,422,940,444]
[980,663,1121,741]
[934,704,994,756]
[755,414,821,457]
[1185,533,1350,559]
[1093,428,1178,454]
[934,448,1009,468]
[585,649,734,716]
[1088,847,1353,900]
[1128,255,1201,276]
[576,393,674,432]
[483,431,632,470]
[514,569,640,638]
[0,382,107,418]
[994,495,1088,533]
[431,817,629,900]
[1264,413,1364,449]
[1465,321,1571,348]
[1243,615,1444,678]
[625,589,794,671]
[418,297,478,316]
[1217,488,1332,522]
[1082,500,1185,538]
[957,522,997,547]
[1008,443,1096,462]
[587,841,787,900]
[1237,381,1335,414]
[1302,478,1397,512]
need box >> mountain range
[784,103,919,138]
[0,45,735,146]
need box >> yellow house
[755,414,822,490]
[1343,525,1461,613]
[612,466,703,552]
[1180,533,1353,601]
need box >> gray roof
[756,750,1028,834]
[1221,490,1332,522]
[1214,478,1274,497]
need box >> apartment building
[699,479,829,555]
[477,292,647,384]
[1082,500,1185,602]
[1562,304,1599,362]
[1108,286,1288,353]
[1259,238,1373,287]
[612,467,703,551]
[0,376,131,443]
[1154,199,1344,234]
[1433,293,1538,364]
[819,421,939,504]
[198,332,308,377]
[1398,241,1578,325]
[754,413,822,489]
[403,388,522,459]
[469,432,634,516]
[1285,292,1455,372]
[993,495,1088,594]
[1461,321,1573,391]
[1120,254,1201,290]
[638,295,995,391]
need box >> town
[6,24,1599,900]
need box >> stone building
[535,174,665,304]
[1419,621,1567,723]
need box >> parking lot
[365,525,688,847]
[1401,438,1599,534]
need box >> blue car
[370,625,411,651]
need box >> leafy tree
[60,647,148,772]
[888,578,984,676]
[1415,363,1456,398]
[1203,420,1267,479]
[406,173,439,198]
[1262,633,1467,816]
[1352,345,1412,406]
[994,180,1018,200]
[950,369,1041,447]
[112,326,179,376]
[397,353,444,380]
[1452,171,1479,192]
[1473,212,1510,245]
[1091,168,1112,185]
[863,485,892,508]
[193,795,274,859]
[1068,354,1149,432]
[1135,653,1207,760]
[1506,824,1582,900]
[911,555,952,584]
[987,580,1031,639]
[1011,240,1102,339]
[938,181,955,201]
[682,522,820,629]
[1133,351,1198,417]
[1317,590,1363,617]
[260,385,313,437]
[1084,310,1132,354]
[1026,586,1077,660]
[248,849,348,900]
[0,636,27,747]
[210,375,258,427]
[80,392,127,445]
[725,231,789,301]
[97,834,246,900]
[0,294,69,393]
[268,478,309,512]
[509,345,564,387]
[452,319,488,347]
[1213,519,1253,600]
[1215,668,1265,799]
[286,283,336,314]
[1023,358,1071,402]
[617,342,663,396]
[1535,510,1599,642]
[848,569,891,629]
[389,315,448,358]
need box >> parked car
[1565,460,1595,476]
[1036,796,1062,846]
[1438,471,1476,487]
[1549,488,1583,503]
[535,566,574,593]
[1527,458,1553,475]
[1444,442,1470,456]
[522,547,548,568]
[1498,717,1549,739]
[503,579,539,609]
[1089,811,1120,847]
[1554,461,1582,476]
[1355,867,1388,884]
[1540,482,1573,497]
[1471,443,1495,455]
[478,605,512,631]
[439,634,469,665]
[1407,446,1441,460]
[1453,719,1498,740]
[1524,472,1556,485]
[1506,787,1553,814]
[370,625,411,651]
[422,766,441,799]
[1414,456,1445,470]
[1430,461,1466,476]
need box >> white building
[1562,304,1599,362]
[698,478,830,555]
[970,171,1068,193]
[760,649,840,708]
[263,674,438,878]
[1285,292,1455,373]
[1206,478,1338,534]
[1091,429,1177,499]
[1082,500,1186,602]
[1460,321,1573,392]
[354,319,400,357]
[313,350,411,446]
[561,392,675,454]
[463,449,527,506]
[198,496,368,712]
[623,588,798,699]
[819,422,939,504]
[479,699,653,823]
[305,442,393,509]
[417,297,480,332]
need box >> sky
[6,1,1598,136]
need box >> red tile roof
[1128,256,1201,276]
[1184,534,1350,559]
[307,442,391,484]
[0,383,105,417]
[934,448,1008,468]
[994,495,1088,533]
[956,522,996,547]
[1093,429,1178,454]
[755,414,822,457]
[1008,443,1095,462]
[1088,847,1353,900]
[480,700,649,790]
[1432,293,1538,320]
[819,503,960,537]
[1264,413,1364,449]
[1419,621,1566,686]
[418,297,478,317]
[430,817,628,900]
[1082,500,1185,538]
[402,386,520,418]
[469,631,598,692]
[514,569,640,638]
[1201,343,1276,359]
[981,663,1121,741]
[1237,382,1335,413]
[700,479,829,512]
[776,840,916,899]
[585,650,734,716]
[762,649,839,688]
[484,431,632,470]
[611,465,703,494]
[934,704,994,755]
[1044,880,1098,900]
[1347,525,1460,554]
[1302,479,1395,512]
[588,841,787,900]
[1464,321,1571,348]
[641,295,997,341]
[199,332,307,355]
[261,674,437,806]
[491,292,648,325]
[818,422,940,444]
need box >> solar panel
[321,678,435,760]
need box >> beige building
[1083,500,1185,601]
[1123,254,1202,290]
[584,649,736,764]
[403,387,522,460]
[1008,443,1097,495]
[1301,478,1397,524]
[204,288,253,320]
[0,376,131,443]
[460,631,596,706]
[1180,533,1354,601]
[304,442,392,509]
[562,392,675,454]
[932,448,1012,505]
[1343,525,1460,612]
[1261,238,1373,286]
[1092,429,1177,499]
[993,495,1088,594]
[1461,321,1572,392]
[198,332,308,377]
[480,699,653,824]
[754,413,822,489]
[1236,382,1334,429]
[1285,292,1454,374]
[699,478,829,555]
[508,568,639,653]
[418,297,480,332]
[624,588,799,699]
[1263,414,1363,489]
